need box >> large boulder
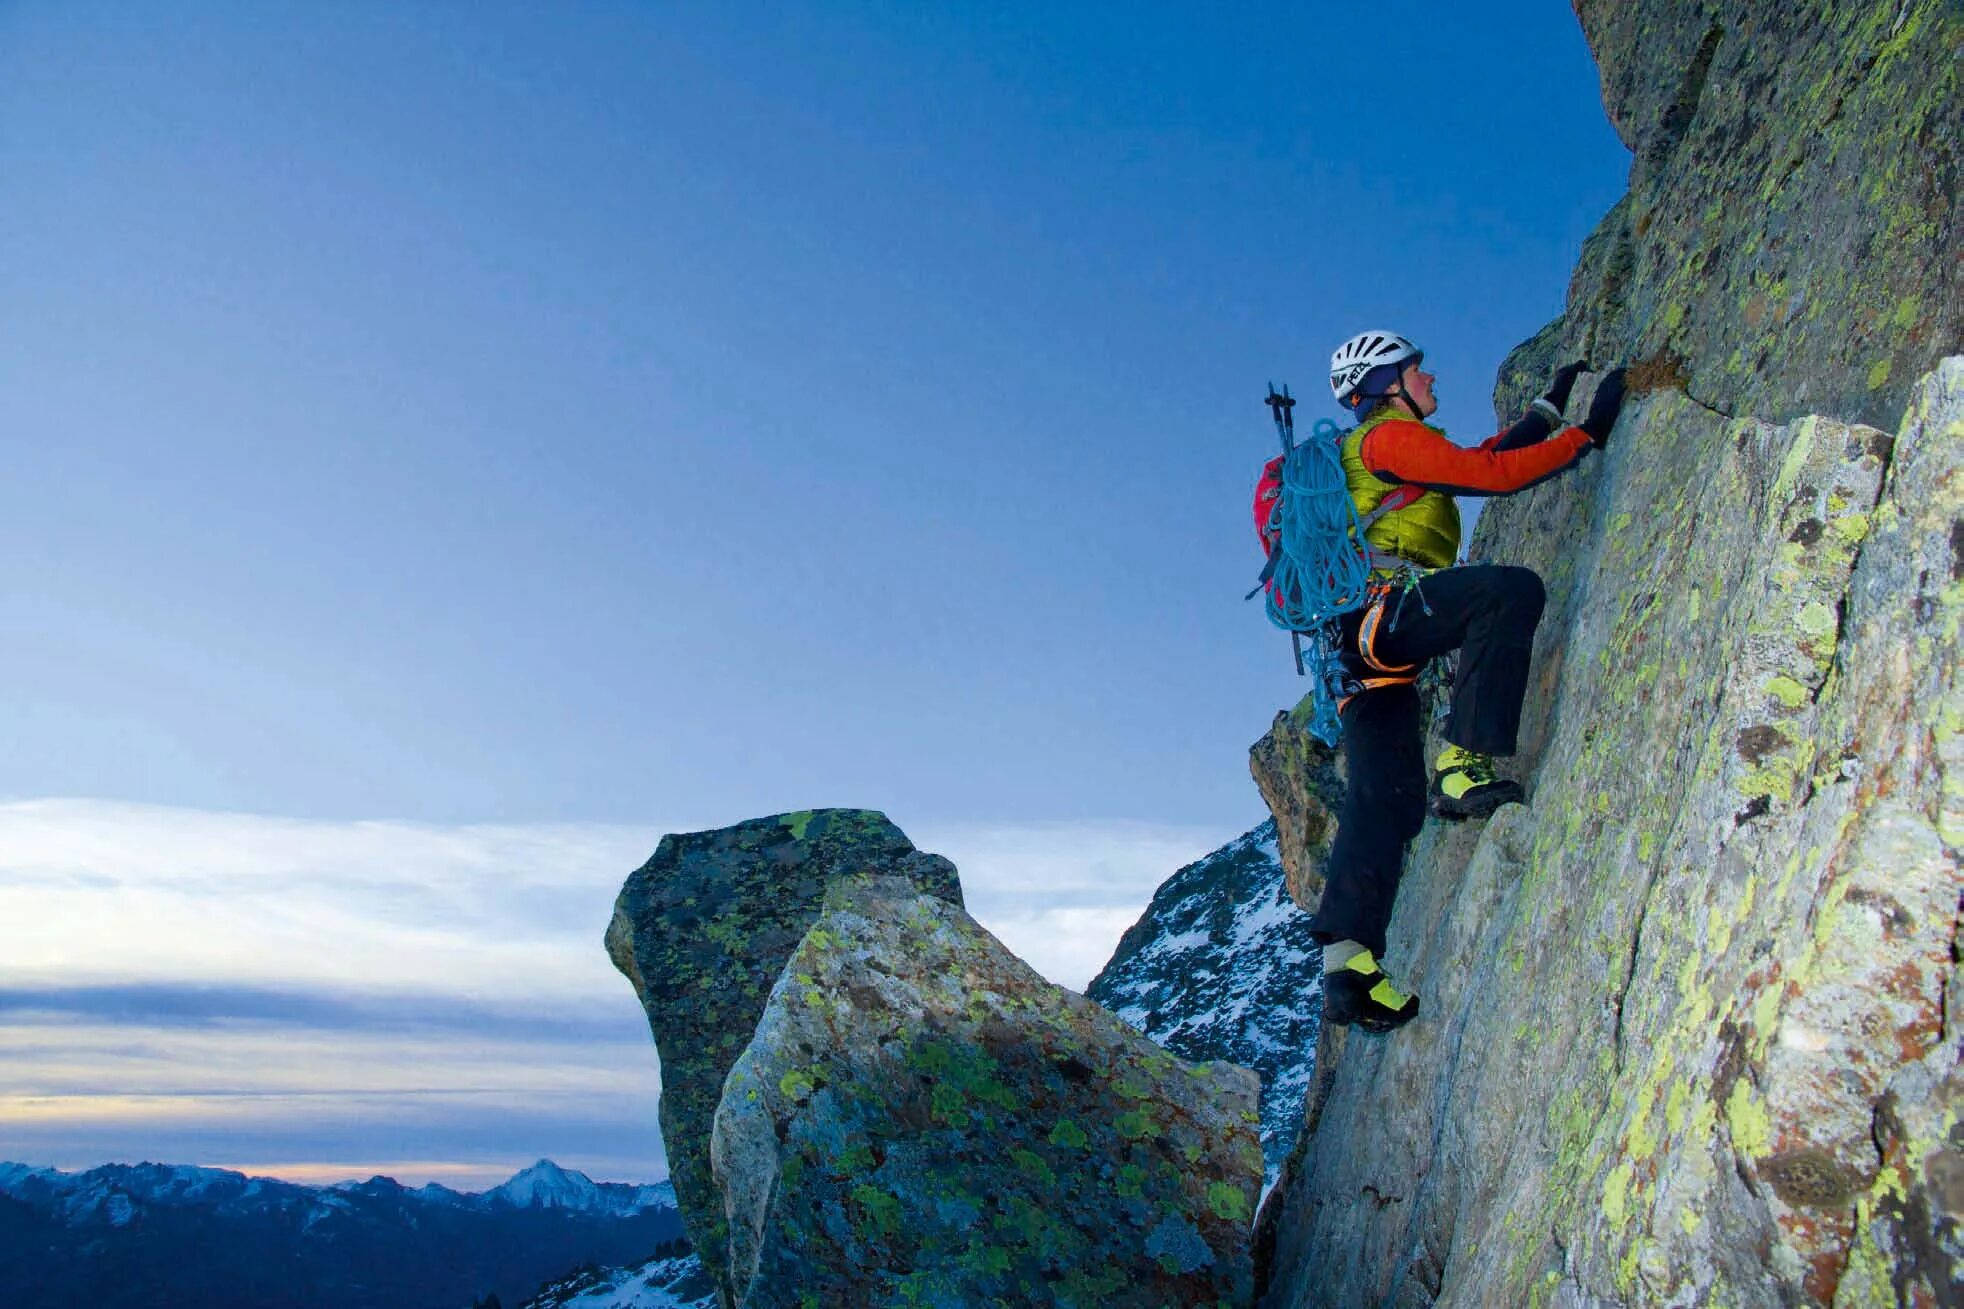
[604,810,960,1298]
[711,874,1265,1309]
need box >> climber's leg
[1310,683,1426,957]
[1369,563,1546,750]
[1368,564,1546,816]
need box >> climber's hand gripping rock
[1581,367,1627,447]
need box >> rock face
[1259,364,1963,1303]
[1087,821,1323,1186]
[1492,3,1959,433]
[603,810,960,1294]
[1254,355,1964,1293]
[1252,8,1961,1303]
[710,874,1265,1309]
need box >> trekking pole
[1265,384,1308,676]
[1265,382,1295,455]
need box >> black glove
[1543,358,1590,411]
[1581,367,1627,446]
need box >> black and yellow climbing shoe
[1322,951,1419,1033]
[1430,744,1525,820]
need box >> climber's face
[1399,360,1438,419]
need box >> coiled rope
[1262,418,1372,634]
[1258,418,1376,744]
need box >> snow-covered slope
[0,1161,315,1226]
[1086,819,1320,1183]
[520,1252,718,1309]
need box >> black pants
[1309,563,1547,955]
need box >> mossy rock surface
[604,809,959,1303]
[712,875,1264,1309]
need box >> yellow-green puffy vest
[1341,410,1462,572]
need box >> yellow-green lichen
[1772,422,1815,499]
[1602,1161,1633,1225]
[1739,755,1800,803]
[1206,1181,1251,1223]
[1832,511,1871,544]
[1047,1118,1089,1149]
[1795,601,1837,638]
[1726,1081,1771,1156]
[1765,675,1809,709]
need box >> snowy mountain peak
[488,1159,600,1210]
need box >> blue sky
[0,3,1628,1185]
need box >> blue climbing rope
[1262,418,1373,633]
[1260,418,1374,746]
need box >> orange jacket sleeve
[1360,418,1593,497]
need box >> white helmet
[1329,330,1422,404]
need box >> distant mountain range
[0,1157,687,1309]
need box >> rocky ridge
[520,1252,718,1309]
[608,812,1265,1308]
[1250,5,1961,1302]
[0,1159,685,1309]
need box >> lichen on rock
[710,874,1265,1308]
[1254,359,1962,1306]
[1251,6,1960,1301]
[1546,2,1961,432]
[603,809,960,1302]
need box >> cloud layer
[0,799,1239,1185]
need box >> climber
[1313,330,1625,1032]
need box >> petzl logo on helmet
[1334,363,1369,392]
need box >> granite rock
[1498,3,1960,432]
[710,874,1265,1309]
[1255,9,1961,1299]
[1254,359,1963,1306]
[604,809,959,1304]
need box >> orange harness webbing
[1335,581,1421,715]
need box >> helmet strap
[1382,380,1420,420]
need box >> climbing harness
[1248,383,1426,745]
